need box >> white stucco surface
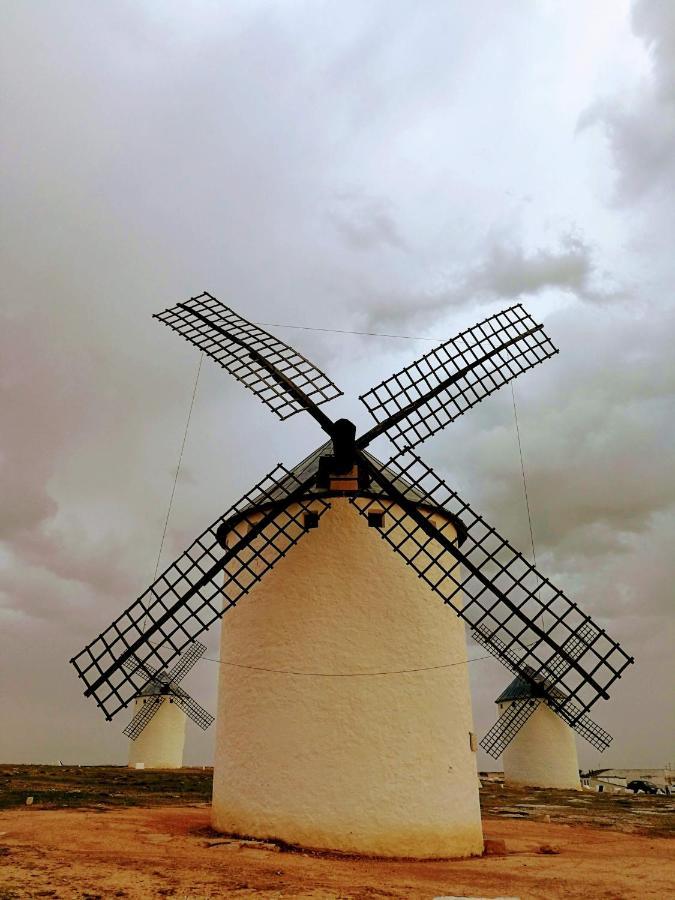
[501,700,581,790]
[212,498,484,858]
[127,697,187,769]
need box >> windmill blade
[71,463,330,721]
[121,654,161,681]
[172,685,215,731]
[154,293,342,423]
[480,699,541,759]
[123,695,163,741]
[167,640,206,685]
[351,451,634,719]
[553,697,613,752]
[357,305,557,452]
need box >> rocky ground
[0,766,673,898]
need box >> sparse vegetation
[0,765,212,810]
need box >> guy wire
[510,382,544,628]
[141,352,204,636]
[200,650,500,677]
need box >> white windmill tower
[124,641,213,769]
[477,625,613,790]
[72,295,634,859]
[213,445,482,858]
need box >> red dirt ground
[1,803,673,899]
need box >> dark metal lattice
[351,451,634,719]
[358,304,557,452]
[554,698,613,751]
[71,464,329,721]
[73,296,633,740]
[172,685,215,731]
[545,622,600,682]
[122,642,213,740]
[167,640,207,684]
[123,695,163,740]
[121,654,160,680]
[477,621,613,754]
[481,699,540,758]
[154,293,343,420]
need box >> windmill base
[211,808,484,858]
[211,499,484,859]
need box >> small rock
[237,839,280,853]
[483,837,507,855]
[542,814,551,823]
[538,843,560,855]
[25,796,34,806]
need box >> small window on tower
[303,511,320,530]
[368,511,385,528]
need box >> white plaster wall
[127,697,187,769]
[212,498,484,858]
[501,701,581,790]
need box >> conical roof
[233,441,467,544]
[495,670,568,704]
[495,675,536,703]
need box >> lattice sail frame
[154,293,342,420]
[359,304,558,452]
[350,451,634,721]
[481,699,540,758]
[472,628,613,752]
[172,684,214,730]
[478,627,613,758]
[123,695,163,740]
[71,464,329,720]
[122,641,214,740]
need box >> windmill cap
[219,441,468,545]
[495,670,569,704]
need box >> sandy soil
[1,804,673,900]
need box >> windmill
[124,640,213,770]
[477,624,613,789]
[71,293,633,858]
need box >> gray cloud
[363,231,626,331]
[577,0,675,205]
[327,193,409,253]
[0,1,672,770]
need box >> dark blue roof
[495,675,535,703]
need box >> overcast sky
[1,0,673,771]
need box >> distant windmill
[72,294,633,858]
[124,641,213,769]
[477,624,613,789]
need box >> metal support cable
[510,383,538,568]
[510,382,543,628]
[140,353,203,638]
[153,353,204,581]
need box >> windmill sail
[350,451,633,719]
[73,297,633,743]
[71,465,330,720]
[155,293,342,420]
[358,304,557,452]
[123,641,214,741]
[480,699,540,758]
[124,695,163,740]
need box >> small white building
[495,676,581,790]
[581,768,673,794]
[127,692,187,770]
